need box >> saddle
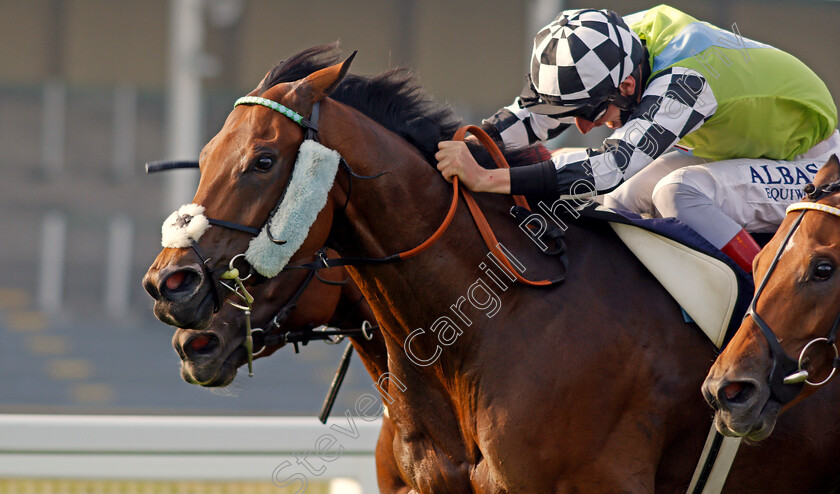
[580,205,755,349]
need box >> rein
[748,191,840,403]
[285,121,568,286]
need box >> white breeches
[604,130,840,249]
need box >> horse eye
[812,261,834,281]
[255,156,274,172]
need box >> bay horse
[703,155,840,441]
[171,252,410,493]
[144,45,840,492]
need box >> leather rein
[283,122,569,286]
[747,181,840,404]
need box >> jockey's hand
[435,140,510,194]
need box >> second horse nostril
[723,382,744,401]
[185,333,220,359]
[720,381,755,406]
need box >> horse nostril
[184,333,221,360]
[723,382,744,401]
[719,381,756,407]
[166,271,187,291]
[160,268,201,302]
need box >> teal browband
[234,96,310,128]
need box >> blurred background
[0,0,837,491]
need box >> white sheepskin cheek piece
[161,203,212,248]
[244,140,341,277]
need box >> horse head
[703,154,840,440]
[143,48,355,330]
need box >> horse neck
[318,99,490,370]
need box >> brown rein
[397,125,556,287]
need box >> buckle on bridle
[784,337,840,386]
[318,250,331,268]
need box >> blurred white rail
[0,414,380,493]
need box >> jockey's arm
[435,141,511,193]
[438,68,716,199]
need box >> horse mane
[258,43,550,170]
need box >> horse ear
[302,51,356,102]
[248,70,274,96]
[814,153,840,186]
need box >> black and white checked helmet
[528,9,644,111]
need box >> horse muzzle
[702,372,779,440]
[174,329,244,387]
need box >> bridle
[247,253,377,357]
[147,94,384,311]
[207,248,377,376]
[147,98,316,311]
[219,246,378,424]
[748,181,840,404]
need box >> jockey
[436,5,838,273]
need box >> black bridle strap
[207,218,262,237]
[145,161,266,239]
[248,250,342,355]
[305,101,320,141]
[748,211,807,403]
[253,323,380,354]
[188,240,222,313]
[251,268,319,355]
[285,252,403,270]
[145,160,199,173]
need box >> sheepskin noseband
[244,139,340,277]
[161,204,211,248]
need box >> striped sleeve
[546,67,717,199]
[482,98,572,150]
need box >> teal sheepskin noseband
[244,139,340,277]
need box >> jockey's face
[574,74,638,135]
[574,105,623,134]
